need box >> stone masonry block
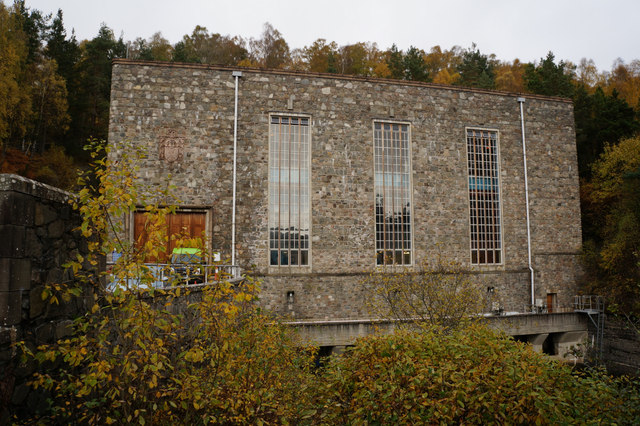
[0,258,31,292]
[0,225,25,258]
[24,228,42,258]
[0,259,8,292]
[47,220,65,239]
[34,322,54,345]
[55,320,74,339]
[29,286,46,319]
[0,292,22,326]
[0,326,17,347]
[0,191,35,227]
[34,203,57,226]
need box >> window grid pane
[375,122,412,265]
[467,129,501,264]
[269,116,310,266]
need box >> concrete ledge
[485,312,589,335]
[289,313,590,347]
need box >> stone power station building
[108,59,582,321]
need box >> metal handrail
[573,295,604,312]
[106,262,242,290]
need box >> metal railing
[106,262,242,290]
[573,295,605,362]
[573,295,605,312]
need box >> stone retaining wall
[603,317,640,376]
[0,174,92,422]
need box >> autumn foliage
[17,140,317,424]
[312,326,640,424]
[581,135,640,314]
[14,140,640,424]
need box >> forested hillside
[1,1,638,314]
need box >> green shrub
[313,325,640,425]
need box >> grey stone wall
[602,317,640,376]
[0,174,91,421]
[108,60,582,320]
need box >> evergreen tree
[45,9,80,85]
[386,44,404,79]
[524,52,574,97]
[172,40,200,63]
[455,43,495,89]
[15,0,46,65]
[574,85,639,177]
[327,51,337,73]
[403,46,429,82]
[172,27,246,65]
[67,25,126,158]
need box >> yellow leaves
[606,59,640,112]
[148,375,158,389]
[223,303,239,316]
[185,347,205,363]
[234,291,254,303]
[591,135,640,201]
[18,140,323,423]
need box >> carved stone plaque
[158,128,185,164]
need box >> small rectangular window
[466,128,502,264]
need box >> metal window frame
[464,127,504,266]
[372,119,414,267]
[268,113,312,268]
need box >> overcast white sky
[23,0,640,71]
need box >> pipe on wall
[231,71,242,267]
[517,97,535,308]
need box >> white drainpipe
[231,71,242,269]
[517,97,535,307]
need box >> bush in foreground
[313,325,640,425]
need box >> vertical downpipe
[231,71,242,273]
[517,97,535,308]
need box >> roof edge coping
[112,58,573,104]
